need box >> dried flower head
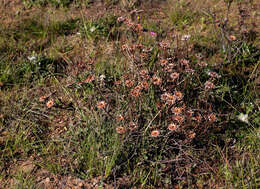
[193,113,202,122]
[117,16,126,23]
[129,122,138,131]
[173,115,185,123]
[185,68,194,74]
[129,45,136,52]
[97,101,107,109]
[116,126,127,134]
[141,81,149,90]
[140,53,148,59]
[175,91,183,100]
[229,35,236,41]
[180,59,190,66]
[84,75,95,83]
[39,95,47,102]
[130,88,141,97]
[204,81,215,90]
[125,80,134,88]
[135,85,143,91]
[46,99,55,108]
[114,80,121,86]
[135,44,145,49]
[135,24,142,32]
[167,94,176,105]
[198,61,208,67]
[208,113,217,122]
[171,107,183,115]
[161,92,170,101]
[160,59,168,66]
[168,123,178,131]
[170,72,179,81]
[152,75,162,85]
[121,44,128,51]
[188,131,196,139]
[207,71,221,78]
[116,114,124,122]
[159,41,170,49]
[151,130,160,137]
[156,101,163,109]
[186,109,194,117]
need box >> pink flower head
[150,32,157,37]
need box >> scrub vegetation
[0,0,259,188]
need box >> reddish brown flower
[170,72,179,81]
[198,61,208,67]
[125,80,134,88]
[84,75,95,83]
[229,35,236,41]
[208,113,217,122]
[130,88,141,97]
[160,59,168,66]
[121,44,128,51]
[39,95,47,102]
[159,41,170,49]
[152,75,162,85]
[188,131,196,139]
[151,130,160,137]
[161,93,169,101]
[180,59,189,66]
[171,107,183,115]
[116,114,124,122]
[116,126,127,134]
[97,101,107,109]
[129,122,138,131]
[135,44,145,49]
[114,80,121,85]
[175,91,183,100]
[186,109,194,117]
[129,45,136,52]
[167,95,176,105]
[46,99,54,108]
[156,102,163,109]
[135,85,143,91]
[141,81,149,90]
[207,71,221,78]
[117,16,126,23]
[140,69,148,76]
[135,24,142,32]
[168,123,178,131]
[173,115,185,123]
[140,53,148,59]
[205,81,215,90]
[193,113,202,122]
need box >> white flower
[90,26,96,32]
[27,56,37,62]
[181,34,191,41]
[237,113,248,124]
[100,74,106,81]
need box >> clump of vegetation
[0,0,259,188]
